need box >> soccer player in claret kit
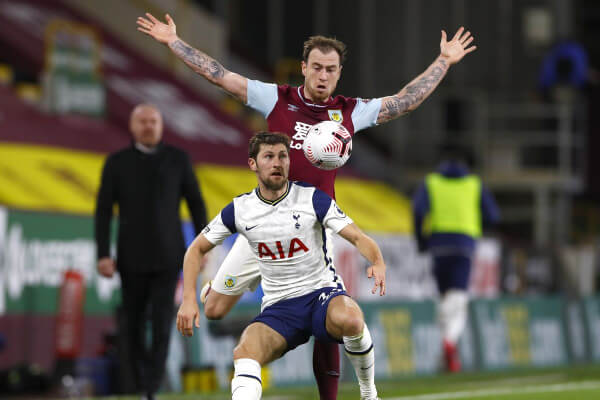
[177,132,386,400]
[137,12,476,399]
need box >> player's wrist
[438,53,452,64]
[183,291,197,302]
[166,35,180,46]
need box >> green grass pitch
[89,364,600,400]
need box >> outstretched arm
[338,223,386,296]
[137,13,248,103]
[377,27,476,124]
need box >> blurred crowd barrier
[167,295,600,390]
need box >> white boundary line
[385,380,600,400]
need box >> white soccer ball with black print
[302,121,352,170]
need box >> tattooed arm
[137,13,248,102]
[376,27,476,124]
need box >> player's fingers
[440,30,447,44]
[460,31,471,44]
[452,26,464,41]
[463,37,474,47]
[367,266,373,278]
[136,17,150,26]
[166,13,175,26]
[381,280,386,296]
[137,27,153,35]
[372,278,380,294]
[183,316,193,336]
[464,45,477,54]
[146,12,160,23]
[194,313,200,328]
[137,21,152,30]
[176,315,182,333]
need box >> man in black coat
[95,104,207,399]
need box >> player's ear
[248,157,257,171]
[301,60,307,77]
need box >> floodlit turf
[90,364,600,400]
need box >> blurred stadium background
[0,0,600,398]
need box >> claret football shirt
[246,80,382,198]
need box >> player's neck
[257,181,289,202]
[302,86,329,104]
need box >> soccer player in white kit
[176,132,386,400]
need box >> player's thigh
[234,322,287,365]
[325,295,364,339]
[212,234,261,295]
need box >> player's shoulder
[330,93,359,107]
[292,182,332,203]
[231,189,257,208]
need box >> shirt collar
[255,181,291,206]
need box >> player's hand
[97,257,116,278]
[367,263,386,296]
[176,300,201,337]
[137,13,178,45]
[440,27,476,65]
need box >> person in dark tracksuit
[412,153,499,372]
[95,104,207,399]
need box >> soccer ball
[302,121,352,170]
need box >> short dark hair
[248,132,290,159]
[303,35,347,65]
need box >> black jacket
[94,143,207,273]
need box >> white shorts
[211,229,336,296]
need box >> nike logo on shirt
[245,225,259,231]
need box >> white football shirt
[202,181,353,310]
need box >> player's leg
[322,293,378,400]
[434,254,471,372]
[231,323,287,399]
[203,235,261,319]
[313,340,340,400]
[313,228,341,400]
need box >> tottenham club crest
[292,212,301,229]
[328,109,343,123]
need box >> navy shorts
[433,254,472,294]
[252,286,348,351]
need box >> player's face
[130,105,163,147]
[301,48,342,103]
[250,143,290,191]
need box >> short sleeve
[312,189,353,232]
[246,79,279,118]
[351,98,383,132]
[202,202,236,245]
[323,199,353,233]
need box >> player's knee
[233,342,252,360]
[341,314,364,337]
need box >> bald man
[95,104,207,399]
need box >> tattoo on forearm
[378,59,448,123]
[169,39,225,79]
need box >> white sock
[231,358,262,400]
[439,290,469,344]
[343,324,377,400]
